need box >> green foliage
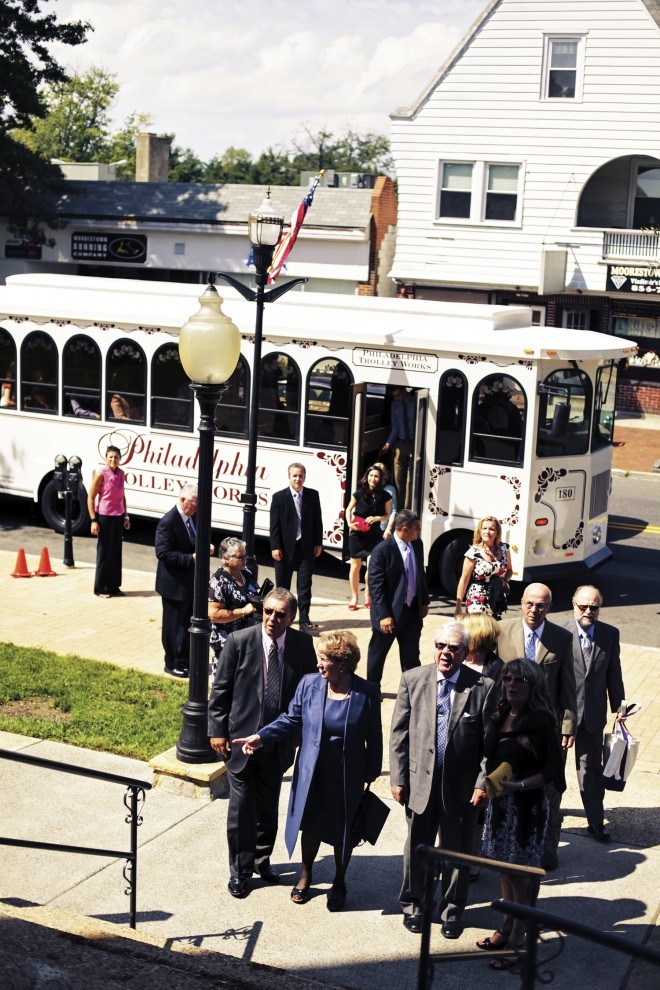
[107,110,154,180]
[0,643,188,761]
[0,0,90,241]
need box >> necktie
[581,632,592,671]
[293,491,302,540]
[404,544,415,606]
[436,679,452,766]
[525,630,537,663]
[186,517,195,545]
[263,640,281,725]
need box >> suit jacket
[558,618,625,735]
[207,624,317,773]
[270,486,323,561]
[390,663,497,817]
[497,618,577,736]
[369,536,430,630]
[155,506,196,602]
[259,673,382,859]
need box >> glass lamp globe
[179,285,241,384]
[248,193,283,247]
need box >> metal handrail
[0,747,152,929]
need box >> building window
[439,163,473,219]
[437,162,521,224]
[543,37,584,100]
[632,164,660,228]
[562,309,589,331]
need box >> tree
[0,0,90,242]
[168,144,207,184]
[290,126,393,176]
[13,67,120,162]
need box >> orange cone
[11,548,34,578]
[36,546,57,577]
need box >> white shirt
[523,619,545,660]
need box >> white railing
[602,229,660,260]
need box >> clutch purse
[351,785,390,845]
[485,761,513,799]
[352,515,371,533]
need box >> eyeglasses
[574,602,600,612]
[521,601,548,610]
[502,675,529,685]
[264,607,290,619]
[435,642,462,653]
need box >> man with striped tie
[559,586,624,844]
[497,582,577,870]
[155,483,200,678]
[208,589,316,899]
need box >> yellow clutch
[486,762,513,799]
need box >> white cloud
[49,0,484,159]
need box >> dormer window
[542,36,585,101]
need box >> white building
[390,0,660,409]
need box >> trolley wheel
[40,479,90,536]
[439,532,472,596]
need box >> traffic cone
[36,546,57,577]
[11,548,33,578]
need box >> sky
[49,0,485,161]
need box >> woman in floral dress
[454,515,512,620]
[208,537,259,677]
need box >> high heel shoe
[348,600,359,611]
[327,882,347,912]
[364,600,371,608]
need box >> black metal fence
[0,747,152,929]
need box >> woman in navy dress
[235,630,382,911]
[346,465,392,610]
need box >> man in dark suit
[208,588,317,898]
[270,463,323,630]
[498,582,577,870]
[559,585,625,843]
[155,484,199,678]
[381,385,417,508]
[367,509,430,686]
[390,621,497,937]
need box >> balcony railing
[602,229,660,260]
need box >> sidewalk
[1,550,659,989]
[612,413,660,473]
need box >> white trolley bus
[0,273,636,591]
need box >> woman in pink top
[87,445,130,597]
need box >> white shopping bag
[602,702,641,791]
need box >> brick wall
[357,177,397,296]
[616,381,660,415]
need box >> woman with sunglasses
[208,537,259,678]
[478,659,565,967]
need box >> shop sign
[71,232,147,264]
[607,265,660,294]
[5,239,42,260]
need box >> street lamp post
[212,192,307,575]
[53,454,83,567]
[176,284,241,764]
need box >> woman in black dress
[208,537,258,677]
[478,659,565,966]
[346,465,391,610]
[234,631,382,911]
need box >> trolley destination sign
[352,347,437,373]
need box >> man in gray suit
[497,582,577,870]
[390,621,497,937]
[559,585,625,843]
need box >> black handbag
[351,785,390,846]
[488,575,508,617]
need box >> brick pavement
[612,416,660,473]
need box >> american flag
[267,170,324,284]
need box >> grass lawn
[0,642,188,761]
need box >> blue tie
[436,679,452,766]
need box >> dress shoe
[441,921,463,940]
[255,861,280,883]
[299,620,319,631]
[326,882,347,912]
[403,912,423,934]
[540,852,558,871]
[588,824,611,843]
[164,665,188,678]
[227,876,249,898]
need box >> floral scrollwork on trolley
[427,466,450,517]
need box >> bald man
[497,582,577,871]
[559,586,625,843]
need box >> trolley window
[106,338,146,424]
[0,328,17,409]
[258,352,300,443]
[470,373,526,466]
[63,334,101,420]
[21,331,58,414]
[537,368,592,457]
[592,362,618,451]
[215,355,249,438]
[152,343,193,431]
[436,370,467,466]
[305,357,353,449]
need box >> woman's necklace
[328,678,351,700]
